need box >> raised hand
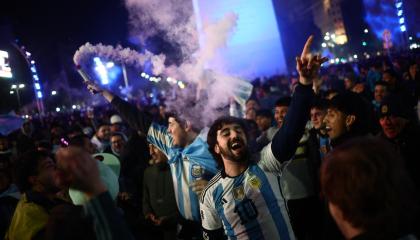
[85,80,104,95]
[56,146,107,198]
[296,36,328,86]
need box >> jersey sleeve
[200,191,223,231]
[146,122,173,158]
[257,142,284,173]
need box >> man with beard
[200,36,327,239]
[5,150,67,240]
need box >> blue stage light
[397,10,403,16]
[37,91,43,99]
[400,25,406,32]
[395,2,402,9]
[399,18,404,24]
[34,83,41,90]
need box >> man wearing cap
[378,94,420,191]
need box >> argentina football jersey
[147,122,219,221]
[200,143,296,239]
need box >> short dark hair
[275,97,291,107]
[328,92,373,136]
[374,80,388,88]
[256,109,273,119]
[321,137,417,237]
[15,150,51,193]
[207,116,248,169]
[311,97,328,110]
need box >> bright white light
[321,43,327,48]
[9,90,14,94]
[331,34,336,39]
[166,77,172,82]
[326,32,330,36]
[25,51,31,57]
[56,107,61,112]
[11,84,17,89]
[31,60,35,64]
[409,37,413,40]
[324,36,330,41]
[144,74,150,79]
[51,90,57,95]
[329,59,335,64]
[72,105,77,109]
[366,54,370,59]
[377,52,381,56]
[33,75,39,80]
[396,2,402,8]
[400,25,406,32]
[335,58,340,63]
[31,67,36,73]
[37,91,43,98]
[106,62,114,68]
[177,81,186,89]
[19,84,25,88]
[397,10,403,16]
[141,72,146,77]
[410,43,418,49]
[94,58,109,85]
[353,54,358,59]
[364,29,368,33]
[399,18,405,24]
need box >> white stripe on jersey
[182,157,192,220]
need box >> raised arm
[271,36,328,162]
[85,81,153,134]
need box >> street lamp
[10,83,25,109]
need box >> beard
[219,137,250,163]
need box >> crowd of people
[0,36,420,240]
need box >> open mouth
[324,125,332,132]
[230,139,243,150]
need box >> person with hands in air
[200,36,328,240]
[55,146,134,240]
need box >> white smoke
[74,0,252,126]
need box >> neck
[223,159,249,177]
[185,131,198,146]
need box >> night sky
[0,0,129,111]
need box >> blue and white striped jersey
[200,143,296,240]
[147,123,218,221]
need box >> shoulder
[200,172,222,203]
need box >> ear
[214,144,220,154]
[345,115,356,130]
[184,120,192,132]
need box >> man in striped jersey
[200,36,328,239]
[85,82,219,238]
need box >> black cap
[379,94,408,118]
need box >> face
[246,100,259,111]
[149,144,167,164]
[374,85,387,103]
[274,106,288,128]
[167,117,188,147]
[97,125,111,141]
[35,157,61,193]
[344,78,354,90]
[0,138,9,151]
[382,73,395,85]
[324,108,348,140]
[310,107,327,130]
[111,135,125,154]
[245,108,257,121]
[379,115,406,139]
[215,123,248,162]
[255,116,272,131]
[110,124,121,133]
[83,138,97,154]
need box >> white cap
[110,114,122,124]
